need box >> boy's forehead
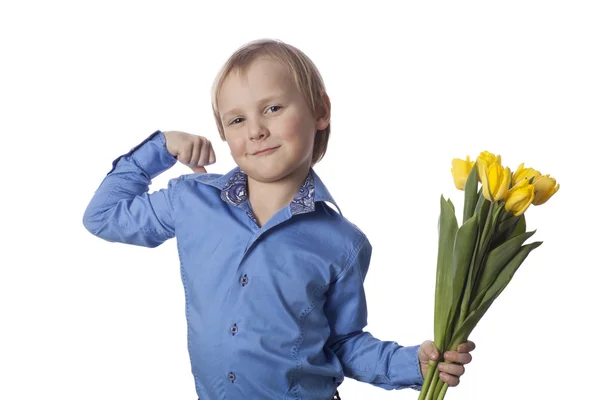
[220,58,296,100]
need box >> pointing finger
[208,143,216,165]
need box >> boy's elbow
[83,203,116,239]
[82,205,165,248]
[82,206,104,236]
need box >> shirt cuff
[107,130,177,178]
[389,344,424,391]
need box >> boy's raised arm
[324,236,424,391]
[82,130,179,248]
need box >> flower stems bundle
[418,151,559,400]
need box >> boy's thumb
[190,165,207,174]
[419,340,439,361]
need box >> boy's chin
[246,168,288,184]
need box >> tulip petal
[505,180,535,215]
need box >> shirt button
[230,323,238,335]
[228,372,236,382]
[240,274,249,286]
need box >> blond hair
[211,39,330,166]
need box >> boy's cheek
[225,137,246,158]
[273,119,314,147]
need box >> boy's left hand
[418,340,476,387]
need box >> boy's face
[217,57,328,183]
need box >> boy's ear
[316,90,331,131]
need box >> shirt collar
[194,166,341,216]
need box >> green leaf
[463,163,479,224]
[509,214,526,240]
[482,202,503,243]
[497,215,520,234]
[489,211,520,249]
[470,202,503,291]
[448,241,542,350]
[434,196,458,352]
[469,240,542,315]
[474,189,487,217]
[471,230,537,302]
[443,213,478,348]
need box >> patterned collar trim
[220,168,315,216]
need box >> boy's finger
[458,341,476,353]
[190,165,207,174]
[198,145,210,167]
[190,140,201,167]
[444,351,472,365]
[208,144,216,165]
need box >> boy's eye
[229,117,244,125]
[266,105,281,113]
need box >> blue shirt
[83,130,423,399]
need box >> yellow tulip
[481,162,511,202]
[532,174,560,205]
[476,151,502,183]
[512,163,541,186]
[451,156,475,190]
[504,179,535,216]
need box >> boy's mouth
[252,146,280,155]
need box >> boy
[83,39,474,399]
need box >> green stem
[456,228,481,328]
[431,360,453,399]
[436,383,449,400]
[432,374,445,398]
[471,201,500,296]
[418,360,438,400]
[424,367,441,400]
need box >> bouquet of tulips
[418,151,559,400]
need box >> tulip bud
[532,175,560,205]
[451,156,475,190]
[476,151,502,183]
[481,162,511,202]
[512,163,541,186]
[504,179,535,216]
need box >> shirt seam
[290,282,329,400]
[171,176,183,234]
[330,232,368,284]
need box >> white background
[1,1,598,399]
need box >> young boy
[83,39,475,399]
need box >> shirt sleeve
[324,234,424,391]
[82,130,180,248]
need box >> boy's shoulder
[177,172,224,183]
[310,201,370,248]
[169,171,228,191]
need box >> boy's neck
[247,164,311,227]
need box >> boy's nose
[248,123,270,141]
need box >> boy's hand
[418,340,475,387]
[163,130,216,173]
